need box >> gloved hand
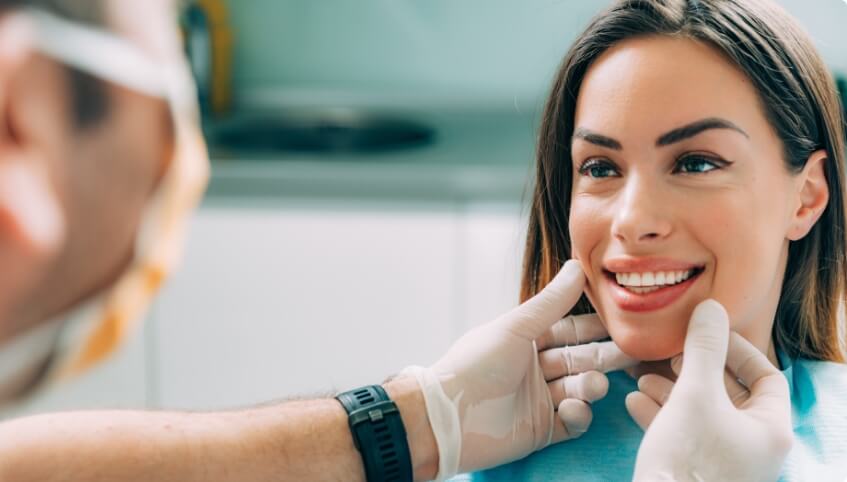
[404,260,635,480]
[627,299,793,482]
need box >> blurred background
[9,0,847,415]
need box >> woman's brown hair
[522,0,847,361]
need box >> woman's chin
[608,323,686,362]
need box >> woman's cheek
[568,197,610,332]
[568,198,604,288]
[569,195,607,258]
[700,226,786,342]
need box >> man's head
[0,0,179,343]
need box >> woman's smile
[601,257,706,312]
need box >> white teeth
[629,286,662,294]
[614,268,698,289]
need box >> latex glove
[536,311,636,436]
[627,300,793,482]
[404,260,635,480]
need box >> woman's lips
[604,269,702,313]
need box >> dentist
[0,1,791,481]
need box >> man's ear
[787,149,830,241]
[0,11,63,255]
[0,13,65,338]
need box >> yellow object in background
[184,0,233,116]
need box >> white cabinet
[460,202,526,331]
[4,198,527,416]
[151,200,463,410]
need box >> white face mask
[0,7,209,402]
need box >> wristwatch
[336,385,413,482]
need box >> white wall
[225,0,847,109]
[227,0,603,109]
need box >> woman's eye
[674,156,723,174]
[578,160,619,179]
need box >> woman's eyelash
[672,155,732,174]
[577,159,620,178]
[577,155,732,178]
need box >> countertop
[204,107,540,203]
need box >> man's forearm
[0,376,438,482]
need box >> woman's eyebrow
[572,117,749,150]
[572,129,622,150]
[656,117,749,146]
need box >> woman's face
[569,35,799,361]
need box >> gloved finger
[637,374,674,406]
[672,354,749,406]
[540,340,638,381]
[536,313,609,351]
[725,332,790,413]
[725,332,781,390]
[625,391,660,431]
[504,259,586,341]
[626,360,677,381]
[670,354,683,377]
[551,398,593,443]
[548,371,609,407]
[677,299,730,390]
[724,369,751,406]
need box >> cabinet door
[461,203,526,331]
[152,201,459,410]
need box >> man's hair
[1,0,109,127]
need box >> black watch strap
[336,385,413,482]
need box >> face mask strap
[22,7,168,99]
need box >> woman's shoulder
[790,356,847,384]
[786,356,847,414]
[782,357,847,481]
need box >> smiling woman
[565,32,834,364]
[455,0,847,480]
[524,1,847,366]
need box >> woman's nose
[610,176,673,245]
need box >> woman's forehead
[574,35,765,142]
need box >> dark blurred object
[838,75,847,130]
[207,109,436,155]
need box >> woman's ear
[787,149,829,241]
